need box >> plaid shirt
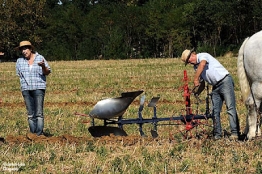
[16,52,51,91]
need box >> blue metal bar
[105,114,212,126]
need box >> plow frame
[84,70,214,138]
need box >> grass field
[0,57,262,173]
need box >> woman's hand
[38,59,45,67]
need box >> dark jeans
[211,75,240,137]
[22,89,45,135]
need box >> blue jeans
[22,89,45,135]
[211,75,240,137]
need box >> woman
[15,41,51,136]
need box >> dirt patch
[2,134,91,145]
[0,133,160,146]
[0,132,215,147]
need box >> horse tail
[237,37,250,102]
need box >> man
[181,49,240,140]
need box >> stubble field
[0,57,262,173]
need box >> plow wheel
[168,115,213,142]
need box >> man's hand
[192,80,205,96]
[194,79,200,87]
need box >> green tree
[142,0,191,57]
[41,0,91,60]
[1,0,262,60]
[0,0,46,59]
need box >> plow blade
[88,126,128,137]
[150,130,158,138]
[121,90,144,98]
[148,97,160,107]
[89,90,144,120]
[0,137,4,143]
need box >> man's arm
[194,60,206,86]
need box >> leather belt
[215,74,229,86]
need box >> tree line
[0,0,261,61]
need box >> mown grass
[0,57,262,173]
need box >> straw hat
[15,41,34,51]
[181,48,195,66]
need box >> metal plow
[75,70,214,139]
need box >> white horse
[237,30,262,140]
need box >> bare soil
[1,133,165,146]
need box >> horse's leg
[245,96,257,139]
[243,110,249,136]
[246,82,262,139]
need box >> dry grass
[0,57,262,173]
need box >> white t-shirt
[194,53,229,85]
